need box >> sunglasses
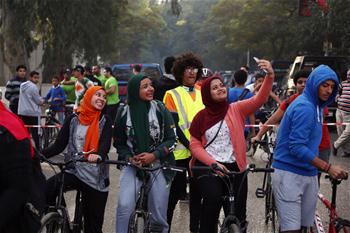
[185,67,199,73]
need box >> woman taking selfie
[189,60,274,233]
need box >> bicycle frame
[312,177,349,233]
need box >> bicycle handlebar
[191,163,274,176]
[99,159,186,173]
[325,174,348,184]
[253,140,274,146]
[40,150,95,167]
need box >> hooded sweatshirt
[18,80,42,117]
[272,65,339,176]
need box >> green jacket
[113,100,177,182]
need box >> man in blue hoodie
[272,65,348,233]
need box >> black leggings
[46,173,108,233]
[194,161,247,233]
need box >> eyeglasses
[185,68,199,73]
[297,80,307,85]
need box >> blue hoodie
[272,65,339,176]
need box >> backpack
[238,88,250,101]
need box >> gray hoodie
[18,81,42,117]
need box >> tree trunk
[2,1,30,76]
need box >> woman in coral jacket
[189,60,274,233]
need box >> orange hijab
[78,86,104,156]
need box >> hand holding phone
[253,57,268,74]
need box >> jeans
[116,166,170,233]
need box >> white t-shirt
[205,120,235,163]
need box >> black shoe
[332,143,338,156]
[342,152,350,157]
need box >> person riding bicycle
[189,59,275,233]
[272,65,348,233]
[42,86,112,233]
[44,76,66,124]
[113,74,177,233]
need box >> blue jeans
[116,166,170,233]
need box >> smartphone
[253,57,268,73]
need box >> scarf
[127,74,151,154]
[0,101,34,157]
[189,76,229,140]
[78,86,104,156]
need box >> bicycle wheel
[219,223,241,233]
[128,212,147,233]
[271,193,278,233]
[38,212,65,233]
[264,182,272,225]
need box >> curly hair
[172,52,204,84]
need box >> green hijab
[127,74,150,154]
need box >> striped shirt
[5,77,26,106]
[337,80,350,113]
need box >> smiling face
[91,89,107,110]
[139,78,154,101]
[318,80,335,102]
[210,78,227,102]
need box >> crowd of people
[0,52,349,233]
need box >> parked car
[219,70,234,87]
[286,55,350,121]
[111,63,163,102]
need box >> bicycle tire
[128,212,147,233]
[47,127,59,147]
[271,193,278,233]
[228,223,241,233]
[264,182,271,225]
[38,212,65,233]
[72,191,84,233]
[219,223,241,233]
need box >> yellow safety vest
[168,86,204,160]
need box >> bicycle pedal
[255,188,266,198]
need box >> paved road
[42,136,350,233]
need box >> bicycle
[254,140,278,233]
[101,159,186,233]
[39,108,61,150]
[38,151,93,233]
[309,175,349,233]
[192,163,274,233]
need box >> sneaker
[332,143,338,156]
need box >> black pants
[167,158,201,232]
[194,161,247,233]
[20,115,40,149]
[46,173,108,233]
